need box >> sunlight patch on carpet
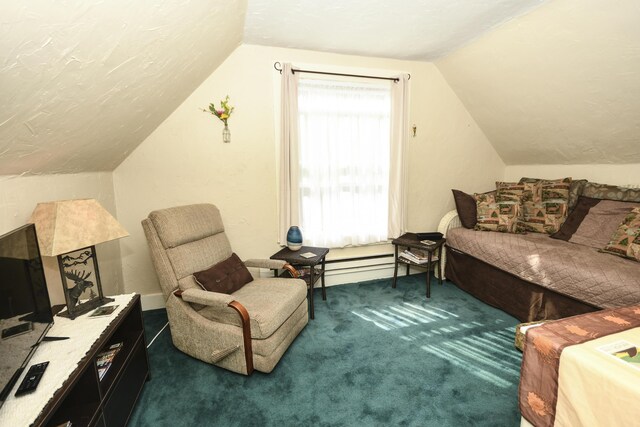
[420,326,521,389]
[350,302,461,331]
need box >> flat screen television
[0,224,53,408]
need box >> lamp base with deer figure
[56,245,114,319]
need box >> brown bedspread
[519,305,640,426]
[446,227,640,309]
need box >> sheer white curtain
[298,79,392,247]
[388,74,409,238]
[278,63,300,244]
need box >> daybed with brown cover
[437,181,640,322]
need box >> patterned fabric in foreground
[519,304,640,427]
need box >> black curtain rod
[273,62,410,82]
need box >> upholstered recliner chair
[142,204,308,375]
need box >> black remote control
[15,361,49,396]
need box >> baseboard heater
[324,253,395,273]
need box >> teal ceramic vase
[286,226,303,251]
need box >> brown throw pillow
[452,189,477,229]
[601,207,640,262]
[552,198,640,249]
[551,196,600,241]
[193,253,253,294]
[568,179,588,210]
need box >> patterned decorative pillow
[601,207,640,262]
[518,178,571,234]
[519,177,585,211]
[474,183,524,233]
[496,181,524,204]
[582,182,640,202]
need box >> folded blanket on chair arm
[244,259,288,269]
[180,288,234,308]
[244,259,299,278]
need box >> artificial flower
[203,95,234,125]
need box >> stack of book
[296,267,321,279]
[399,249,436,264]
[97,342,123,381]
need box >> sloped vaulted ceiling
[6,0,634,174]
[1,0,549,175]
[0,0,246,175]
[436,0,640,165]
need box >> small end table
[391,233,445,298]
[270,246,329,319]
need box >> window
[297,78,392,247]
[278,63,408,249]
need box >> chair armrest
[244,259,300,278]
[438,209,462,237]
[176,289,254,374]
[179,288,234,309]
[436,209,461,281]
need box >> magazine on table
[399,249,429,264]
[399,250,435,264]
[296,266,321,278]
[89,305,119,318]
[597,340,640,371]
[97,342,124,380]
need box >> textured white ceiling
[0,0,246,175]
[5,0,633,175]
[436,0,640,165]
[244,0,546,60]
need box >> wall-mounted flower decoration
[203,95,234,143]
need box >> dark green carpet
[131,274,522,426]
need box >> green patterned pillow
[474,183,524,233]
[519,178,571,234]
[582,182,640,203]
[601,207,640,262]
[520,177,585,211]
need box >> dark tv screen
[0,224,53,405]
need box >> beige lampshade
[29,199,129,256]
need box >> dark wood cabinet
[38,295,149,427]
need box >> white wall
[0,172,124,305]
[114,44,505,298]
[504,164,640,187]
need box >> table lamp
[29,199,129,319]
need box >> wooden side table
[270,246,329,319]
[391,233,445,298]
